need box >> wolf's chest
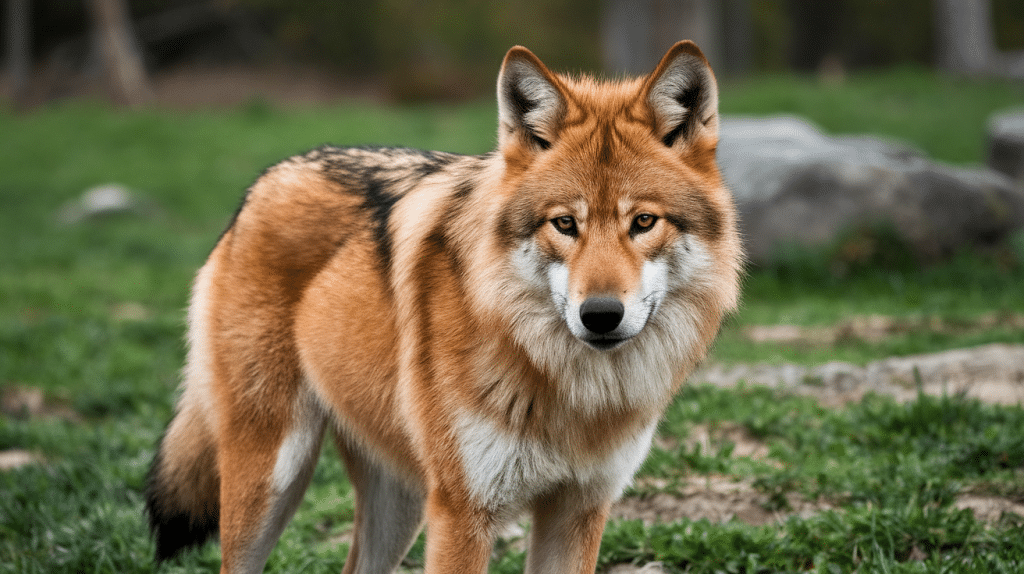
[453,411,657,511]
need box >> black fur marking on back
[413,149,459,176]
[221,145,473,275]
[309,145,465,275]
[452,178,476,204]
[362,175,402,274]
[145,439,219,562]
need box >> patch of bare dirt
[1,385,81,422]
[744,313,1024,347]
[612,475,834,527]
[697,343,1024,406]
[677,422,772,460]
[0,450,43,471]
[605,563,670,574]
[0,386,77,472]
[955,494,1024,523]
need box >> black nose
[579,297,624,334]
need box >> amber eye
[630,213,658,235]
[551,215,578,236]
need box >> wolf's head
[475,43,741,363]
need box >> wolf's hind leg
[218,391,326,574]
[334,431,425,574]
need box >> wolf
[145,41,742,573]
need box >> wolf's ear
[497,46,566,152]
[642,41,719,151]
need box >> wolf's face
[493,44,739,352]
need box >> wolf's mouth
[584,337,626,351]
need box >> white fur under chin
[512,299,701,415]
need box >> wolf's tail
[146,261,222,561]
[145,397,221,561]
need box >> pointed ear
[642,41,719,150]
[497,46,566,152]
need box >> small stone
[57,184,150,224]
[0,450,42,471]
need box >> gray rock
[717,116,1024,264]
[988,108,1024,184]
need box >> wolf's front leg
[526,486,611,574]
[422,488,494,574]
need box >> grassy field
[2,68,1024,572]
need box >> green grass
[2,69,1024,572]
[594,384,1024,573]
[710,239,1024,366]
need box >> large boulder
[988,108,1024,184]
[717,116,1024,265]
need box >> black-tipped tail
[145,427,220,562]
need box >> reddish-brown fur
[147,41,742,574]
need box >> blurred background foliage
[235,0,605,99]
[7,0,1024,103]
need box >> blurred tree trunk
[720,0,752,76]
[86,0,152,106]
[601,0,747,76]
[5,0,30,106]
[602,0,654,75]
[934,0,994,75]
[786,0,843,72]
[935,0,1024,79]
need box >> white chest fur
[454,410,657,512]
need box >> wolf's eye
[551,216,577,236]
[630,213,658,235]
